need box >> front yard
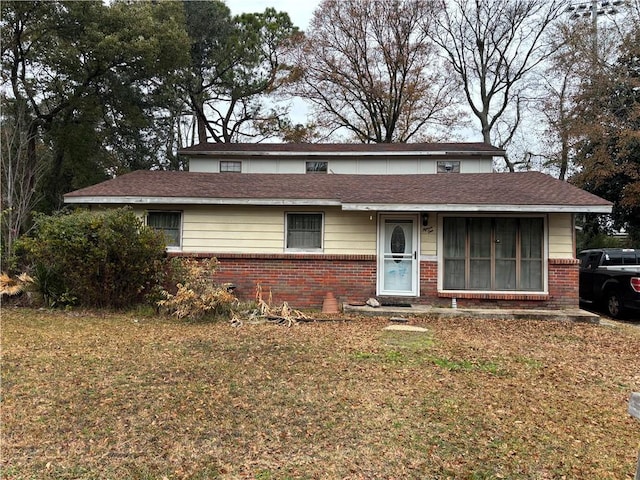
[2,309,640,479]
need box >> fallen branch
[230,284,310,327]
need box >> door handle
[414,251,417,260]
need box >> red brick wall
[418,260,544,308]
[547,258,580,308]
[420,260,438,299]
[170,254,579,310]
[175,253,377,309]
[424,258,579,309]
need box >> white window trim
[305,161,328,174]
[219,160,242,173]
[146,210,183,252]
[437,213,548,295]
[437,160,461,173]
[377,213,420,297]
[284,212,325,253]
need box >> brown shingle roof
[64,170,611,211]
[178,142,505,156]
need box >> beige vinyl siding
[355,160,391,174]
[180,206,376,254]
[328,160,356,173]
[182,207,282,253]
[189,157,494,174]
[548,213,574,259]
[418,161,436,174]
[459,159,493,173]
[386,159,418,173]
[324,210,376,254]
[420,215,437,256]
[133,207,146,218]
[187,159,217,172]
[273,160,303,173]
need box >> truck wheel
[606,290,625,319]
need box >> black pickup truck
[578,248,640,319]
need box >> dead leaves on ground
[2,309,640,480]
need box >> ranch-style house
[64,143,612,310]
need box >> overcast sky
[225,0,318,30]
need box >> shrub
[158,258,237,320]
[14,208,167,308]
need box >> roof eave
[180,150,505,157]
[341,203,613,213]
[63,196,343,207]
[64,196,612,213]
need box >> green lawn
[2,308,640,479]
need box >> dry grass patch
[2,308,640,479]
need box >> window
[286,213,323,251]
[147,211,182,249]
[306,161,328,174]
[220,161,241,173]
[443,217,544,291]
[437,161,460,173]
[580,251,602,270]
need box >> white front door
[378,215,419,296]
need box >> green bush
[14,208,167,308]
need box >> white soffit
[341,203,613,214]
[64,196,612,213]
[63,196,342,207]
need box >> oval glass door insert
[390,225,406,262]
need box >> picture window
[443,217,543,291]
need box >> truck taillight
[632,277,640,293]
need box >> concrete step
[343,303,600,324]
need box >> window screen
[220,161,242,173]
[286,213,323,250]
[306,162,328,173]
[443,217,543,291]
[147,211,181,248]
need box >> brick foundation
[547,258,580,309]
[170,253,580,310]
[174,253,377,310]
[419,258,580,309]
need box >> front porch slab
[343,303,601,324]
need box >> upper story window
[286,213,323,251]
[147,211,182,250]
[220,161,242,173]
[437,161,460,173]
[306,161,328,174]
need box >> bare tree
[432,0,564,169]
[534,5,632,180]
[0,99,48,270]
[291,0,459,143]
[533,21,590,180]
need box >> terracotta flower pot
[322,292,339,313]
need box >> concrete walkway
[343,303,601,323]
